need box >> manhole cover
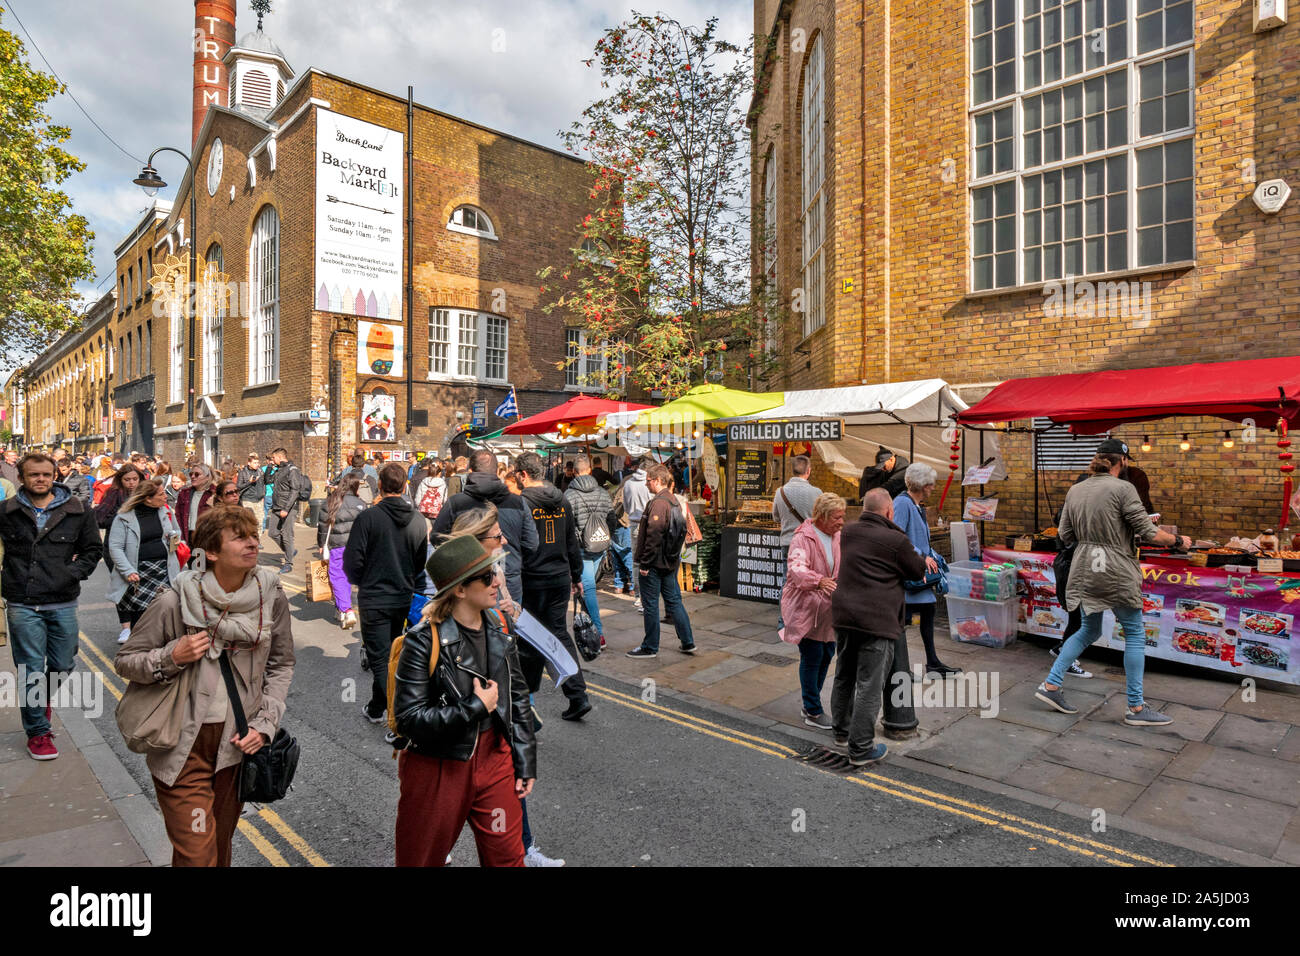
[751,652,795,667]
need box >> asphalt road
[70,552,1226,868]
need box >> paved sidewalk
[0,638,171,867]
[586,585,1300,866]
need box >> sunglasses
[469,569,496,588]
[478,532,504,545]
[222,490,240,498]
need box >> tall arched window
[248,206,279,385]
[204,244,224,394]
[800,36,825,338]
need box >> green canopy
[632,384,784,429]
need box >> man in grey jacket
[565,455,614,645]
[621,458,652,610]
[772,456,821,628]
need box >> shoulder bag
[115,664,199,754]
[218,651,300,803]
[779,488,806,524]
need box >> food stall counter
[984,547,1300,684]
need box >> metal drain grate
[794,745,857,773]
[750,652,796,667]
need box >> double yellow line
[76,632,329,867]
[585,680,1172,868]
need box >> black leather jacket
[393,612,536,780]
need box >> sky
[4,0,753,370]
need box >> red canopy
[957,356,1300,433]
[501,396,653,435]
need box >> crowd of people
[0,433,1184,865]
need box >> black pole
[404,86,415,434]
[1033,430,1041,532]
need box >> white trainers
[524,844,566,867]
[117,626,132,644]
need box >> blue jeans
[797,638,836,714]
[639,566,693,652]
[262,498,273,532]
[580,553,604,635]
[609,526,633,590]
[1048,605,1146,707]
[8,604,80,737]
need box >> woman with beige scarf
[115,506,295,867]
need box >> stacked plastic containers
[945,560,1020,648]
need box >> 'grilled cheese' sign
[726,419,843,443]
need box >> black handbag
[218,650,300,803]
[571,595,601,662]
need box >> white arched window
[248,206,279,385]
[204,244,224,394]
[800,36,825,337]
[446,205,497,240]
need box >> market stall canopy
[501,395,653,436]
[719,379,991,485]
[956,356,1300,433]
[467,426,561,453]
[607,384,785,431]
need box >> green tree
[539,13,767,399]
[0,6,95,365]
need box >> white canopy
[721,379,1004,485]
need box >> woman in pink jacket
[780,493,846,731]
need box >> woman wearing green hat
[392,534,536,866]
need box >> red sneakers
[600,634,607,649]
[27,732,59,760]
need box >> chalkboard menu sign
[735,448,767,497]
[719,527,785,604]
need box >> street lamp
[134,147,197,453]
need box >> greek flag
[494,387,519,420]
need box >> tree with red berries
[539,13,767,399]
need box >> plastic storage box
[946,560,1018,602]
[947,594,1019,648]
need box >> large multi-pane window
[427,308,508,384]
[248,206,279,384]
[565,329,613,391]
[204,244,224,394]
[970,0,1194,291]
[800,36,824,336]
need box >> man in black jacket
[235,453,265,519]
[0,453,102,760]
[828,489,927,767]
[344,462,429,727]
[515,451,590,721]
[268,447,308,572]
[432,449,537,604]
[564,455,614,647]
[858,448,910,502]
[56,458,91,505]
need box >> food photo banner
[985,548,1300,684]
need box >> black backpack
[581,508,611,553]
[661,502,687,564]
[291,466,313,503]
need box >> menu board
[985,547,1300,685]
[735,449,768,498]
[719,527,785,604]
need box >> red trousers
[395,726,525,867]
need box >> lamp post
[134,147,197,455]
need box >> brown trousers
[154,722,243,867]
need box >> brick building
[113,4,597,477]
[21,290,116,454]
[750,0,1299,540]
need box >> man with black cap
[858,448,910,502]
[1049,436,1155,679]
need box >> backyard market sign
[726,419,843,443]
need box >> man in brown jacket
[828,489,927,766]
